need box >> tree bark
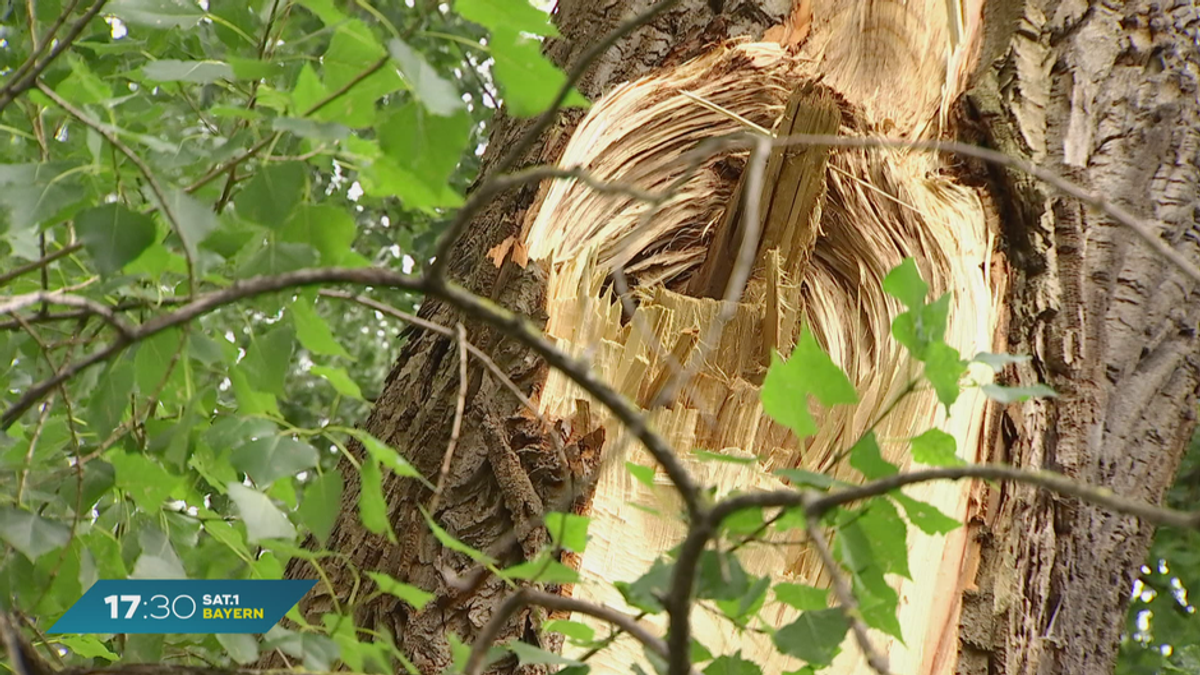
[956,1,1200,673]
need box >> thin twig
[0,242,81,288]
[0,0,107,114]
[464,588,688,675]
[0,290,134,339]
[428,322,470,514]
[710,464,1200,531]
[804,512,892,675]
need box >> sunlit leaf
[143,60,234,83]
[387,39,463,117]
[910,428,963,466]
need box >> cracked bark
[956,1,1200,673]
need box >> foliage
[1117,428,1200,675]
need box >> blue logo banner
[49,580,316,634]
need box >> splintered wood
[511,7,995,672]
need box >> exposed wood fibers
[508,9,996,672]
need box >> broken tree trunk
[271,0,1200,673]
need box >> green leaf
[272,117,351,141]
[0,162,86,237]
[488,28,589,116]
[626,461,656,488]
[311,366,364,400]
[110,451,182,511]
[204,519,252,558]
[132,526,186,579]
[456,0,559,36]
[237,241,319,277]
[217,633,260,665]
[544,512,589,552]
[614,558,672,613]
[910,428,963,466]
[972,352,1031,372]
[298,469,343,544]
[134,328,184,400]
[230,435,319,486]
[882,257,928,308]
[57,635,118,661]
[387,39,463,117]
[773,608,849,666]
[544,619,595,643]
[849,432,898,480]
[280,204,358,265]
[228,368,281,418]
[505,640,583,667]
[291,297,352,359]
[318,21,406,127]
[234,162,307,228]
[358,459,395,541]
[774,583,829,611]
[60,460,116,512]
[146,187,219,260]
[368,102,470,210]
[366,571,434,610]
[239,325,295,396]
[981,383,1058,403]
[501,558,580,584]
[923,341,967,409]
[228,483,297,543]
[892,293,952,360]
[143,60,234,83]
[837,500,910,579]
[85,361,134,441]
[891,493,961,535]
[704,653,763,675]
[228,58,283,81]
[109,0,205,28]
[348,430,429,486]
[761,327,857,439]
[76,204,157,274]
[0,507,70,561]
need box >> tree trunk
[955,2,1200,673]
[274,1,1200,674]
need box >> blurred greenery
[1118,426,1200,675]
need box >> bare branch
[0,290,134,339]
[465,588,687,675]
[428,322,470,514]
[710,463,1200,531]
[0,0,108,114]
[0,242,82,287]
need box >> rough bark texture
[957,1,1200,673]
[265,2,787,673]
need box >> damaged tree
[271,0,1200,674]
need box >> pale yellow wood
[512,29,997,675]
